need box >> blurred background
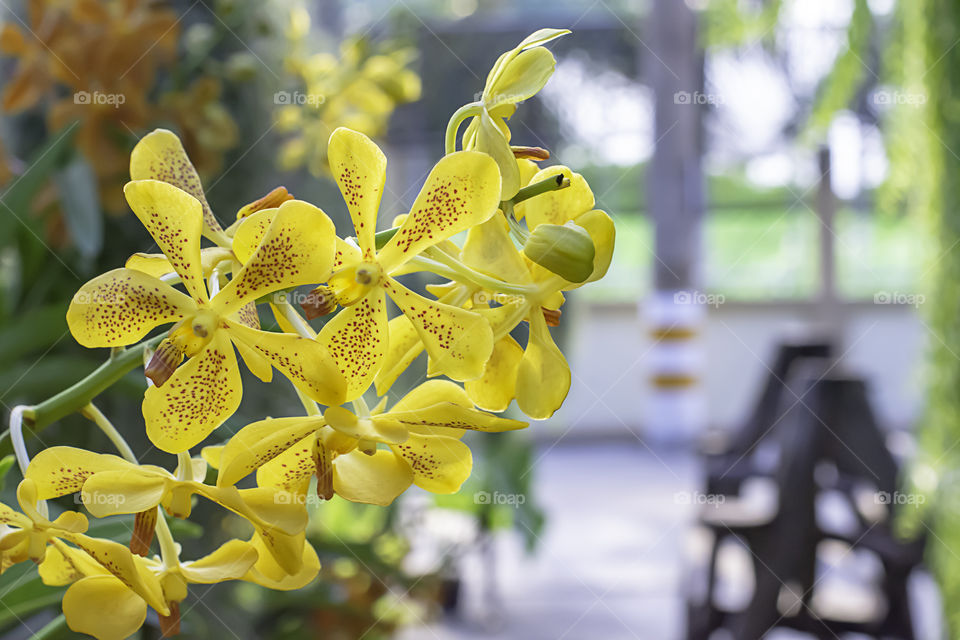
[2,0,960,638]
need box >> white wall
[555,300,926,440]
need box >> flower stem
[9,405,48,518]
[0,335,164,457]
[176,451,193,481]
[295,388,321,417]
[421,247,538,297]
[510,173,570,205]
[81,403,136,463]
[445,102,483,154]
[374,227,399,250]
[271,297,324,417]
[352,396,371,418]
[272,296,316,339]
[8,406,32,477]
[154,510,179,569]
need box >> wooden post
[815,146,842,351]
[644,0,707,441]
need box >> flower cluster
[0,0,185,211]
[0,29,614,638]
[275,16,421,177]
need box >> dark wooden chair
[687,372,925,640]
[703,340,833,498]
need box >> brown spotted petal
[316,289,388,401]
[216,417,324,488]
[382,279,493,382]
[143,331,243,454]
[376,150,501,273]
[211,199,337,316]
[123,180,210,305]
[224,320,346,407]
[389,433,472,494]
[129,128,221,238]
[328,128,387,258]
[66,268,196,348]
[24,447,135,500]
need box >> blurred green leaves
[53,155,103,261]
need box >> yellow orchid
[0,479,87,571]
[26,446,310,574]
[0,27,616,640]
[514,165,616,288]
[461,166,613,419]
[2,480,172,633]
[276,27,421,177]
[457,29,569,199]
[40,535,259,639]
[66,179,346,452]
[128,128,228,243]
[215,380,526,507]
[160,77,240,179]
[372,168,613,419]
[277,127,500,399]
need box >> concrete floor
[397,441,943,640]
[399,442,700,640]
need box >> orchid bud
[523,222,596,283]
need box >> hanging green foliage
[891,1,960,637]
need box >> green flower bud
[523,222,596,283]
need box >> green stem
[374,227,399,251]
[81,403,136,463]
[502,200,529,245]
[511,173,570,205]
[421,247,538,296]
[0,335,164,457]
[445,102,483,154]
[31,614,69,640]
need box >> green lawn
[580,207,926,303]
